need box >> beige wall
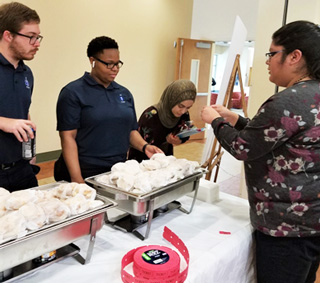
[0,0,193,154]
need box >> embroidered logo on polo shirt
[24,77,30,89]
[119,94,125,103]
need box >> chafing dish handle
[179,178,200,214]
[74,216,99,265]
[132,199,155,241]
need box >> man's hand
[0,117,36,142]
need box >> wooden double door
[174,38,214,140]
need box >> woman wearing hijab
[128,79,197,162]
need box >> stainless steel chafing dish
[85,170,204,240]
[0,182,117,280]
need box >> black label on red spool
[141,249,169,265]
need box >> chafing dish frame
[85,170,204,240]
[0,182,117,274]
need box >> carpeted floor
[174,140,205,163]
[175,139,242,196]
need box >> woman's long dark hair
[273,20,320,80]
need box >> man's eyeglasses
[93,57,123,69]
[12,32,43,45]
[265,50,285,60]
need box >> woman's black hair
[87,36,118,58]
[272,20,320,80]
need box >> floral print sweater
[128,106,190,162]
[211,80,320,237]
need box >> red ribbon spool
[121,226,189,283]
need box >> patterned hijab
[154,79,197,128]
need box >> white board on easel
[216,16,247,104]
[201,16,247,179]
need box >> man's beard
[9,41,37,61]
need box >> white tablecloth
[15,191,256,283]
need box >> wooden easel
[202,54,248,181]
[223,54,248,117]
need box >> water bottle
[22,127,36,160]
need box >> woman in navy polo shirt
[54,36,162,183]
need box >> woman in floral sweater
[128,79,196,162]
[201,21,320,283]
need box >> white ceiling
[191,0,259,42]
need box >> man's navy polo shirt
[56,72,138,167]
[0,53,33,163]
